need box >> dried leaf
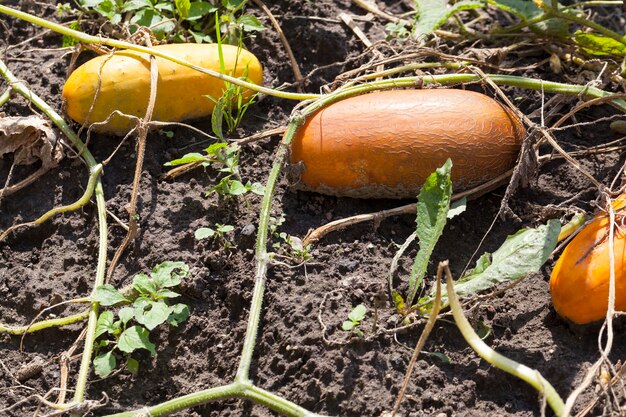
[0,115,62,169]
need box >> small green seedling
[165,142,264,199]
[269,215,312,262]
[90,261,190,378]
[341,304,367,338]
[195,223,235,248]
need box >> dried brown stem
[390,261,442,416]
[251,0,304,92]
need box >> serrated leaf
[348,304,367,322]
[91,284,128,306]
[93,351,116,378]
[413,0,484,38]
[434,219,561,305]
[151,261,188,288]
[118,326,156,355]
[126,357,139,375]
[195,227,216,240]
[95,310,116,338]
[574,32,626,57]
[164,152,207,166]
[168,303,190,326]
[118,307,134,325]
[135,300,172,330]
[341,321,355,331]
[132,274,157,296]
[406,159,452,306]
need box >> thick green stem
[235,122,300,383]
[0,5,318,102]
[0,310,90,335]
[72,181,107,407]
[446,266,566,416]
[0,57,108,409]
[105,382,324,417]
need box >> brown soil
[1,1,626,416]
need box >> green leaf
[126,357,139,375]
[168,303,190,326]
[156,288,181,299]
[95,310,116,338]
[341,321,355,331]
[135,300,172,330]
[175,0,191,19]
[348,304,367,322]
[93,351,116,378]
[420,351,451,364]
[164,152,207,166]
[249,182,265,196]
[217,224,234,233]
[151,261,189,288]
[132,274,158,296]
[406,159,452,306]
[205,142,228,155]
[195,227,216,240]
[121,0,152,12]
[188,1,218,20]
[392,291,407,315]
[62,21,81,47]
[436,219,561,305]
[91,284,128,306]
[211,100,225,139]
[413,0,484,38]
[574,32,626,57]
[237,14,264,32]
[118,326,156,355]
[228,180,247,195]
[447,197,466,219]
[491,0,543,20]
[189,29,213,43]
[118,307,134,325]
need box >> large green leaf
[574,32,626,57]
[406,159,452,306]
[414,0,484,38]
[93,351,116,378]
[118,326,156,355]
[428,219,561,306]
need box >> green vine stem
[0,58,108,409]
[445,264,566,416]
[0,164,103,241]
[0,311,90,335]
[107,382,324,417]
[0,5,318,102]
